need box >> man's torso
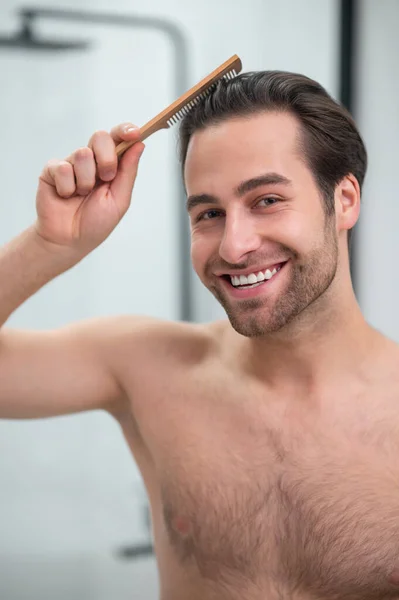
[113,320,399,600]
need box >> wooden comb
[115,54,242,158]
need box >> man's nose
[219,214,262,264]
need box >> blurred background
[0,0,397,598]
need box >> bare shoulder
[102,314,225,358]
[97,314,232,432]
[376,331,399,362]
[98,313,231,382]
[369,329,399,390]
[384,335,399,374]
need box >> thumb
[109,141,145,200]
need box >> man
[1,70,399,600]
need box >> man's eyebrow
[234,172,292,196]
[186,194,220,213]
[186,172,292,213]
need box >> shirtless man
[1,70,399,600]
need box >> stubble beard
[208,222,339,338]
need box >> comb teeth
[166,68,239,127]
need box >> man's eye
[258,196,279,206]
[197,209,222,222]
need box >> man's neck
[233,289,381,395]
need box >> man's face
[184,112,339,337]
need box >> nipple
[172,515,192,536]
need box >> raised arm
[0,123,146,419]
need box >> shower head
[0,20,90,51]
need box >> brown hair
[179,71,367,246]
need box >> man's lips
[217,260,289,298]
[215,261,288,278]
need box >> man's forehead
[184,112,302,192]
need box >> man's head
[179,71,367,337]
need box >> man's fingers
[109,141,145,203]
[40,122,143,201]
[109,122,141,144]
[70,147,96,196]
[87,131,118,182]
[41,159,76,198]
[87,124,141,183]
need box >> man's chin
[221,303,278,338]
[217,293,296,337]
[209,287,270,336]
[228,314,276,337]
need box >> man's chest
[131,378,399,598]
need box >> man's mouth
[220,262,288,290]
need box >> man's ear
[335,174,361,233]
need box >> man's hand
[35,123,145,256]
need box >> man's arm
[0,316,148,420]
[0,122,146,420]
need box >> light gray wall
[0,0,339,598]
[355,0,399,342]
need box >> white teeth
[229,264,284,287]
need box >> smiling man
[1,71,399,600]
[185,111,342,339]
